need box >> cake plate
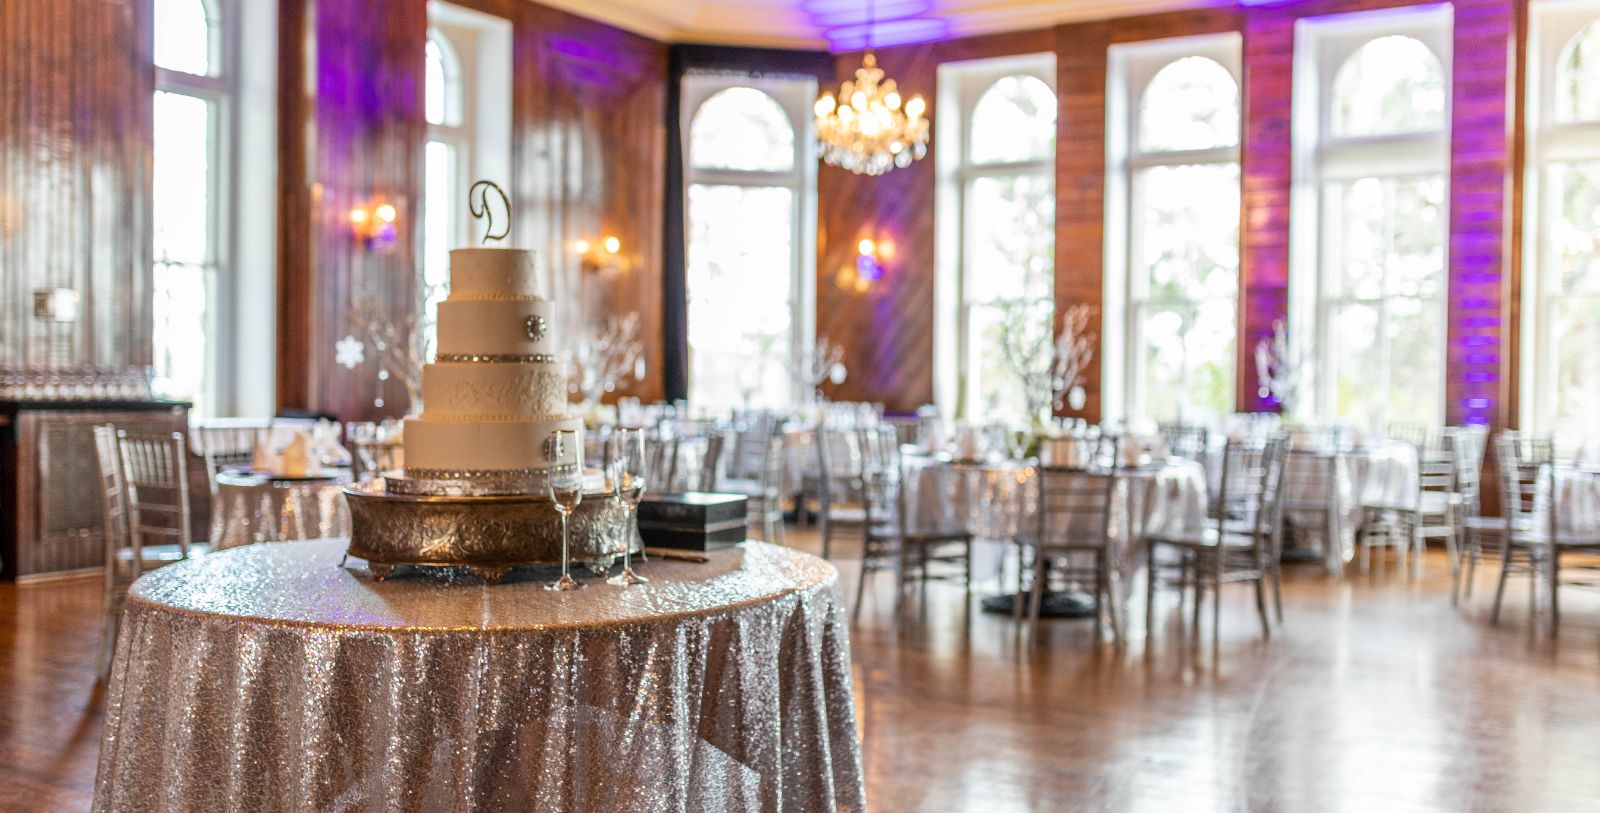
[343,476,636,584]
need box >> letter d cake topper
[469,179,511,244]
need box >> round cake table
[93,539,865,813]
[208,469,353,551]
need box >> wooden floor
[4,532,1600,811]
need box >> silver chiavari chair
[813,426,867,560]
[1147,437,1285,648]
[1026,467,1118,642]
[95,426,197,678]
[193,422,263,495]
[1452,425,1494,602]
[856,426,970,621]
[1488,433,1600,633]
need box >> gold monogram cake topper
[469,179,511,244]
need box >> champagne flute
[545,429,585,591]
[608,427,649,585]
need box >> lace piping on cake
[435,353,558,363]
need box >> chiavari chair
[856,426,970,621]
[1025,467,1118,642]
[193,421,264,494]
[1147,438,1285,648]
[94,426,197,678]
[813,426,867,560]
[1489,433,1600,633]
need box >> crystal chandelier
[814,51,928,176]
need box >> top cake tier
[448,247,542,300]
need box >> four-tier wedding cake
[402,247,583,490]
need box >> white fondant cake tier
[436,299,558,357]
[403,416,583,472]
[447,247,542,299]
[420,362,567,419]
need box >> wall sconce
[575,235,623,274]
[350,200,398,250]
[836,234,891,293]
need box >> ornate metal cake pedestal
[344,477,635,584]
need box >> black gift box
[636,492,748,551]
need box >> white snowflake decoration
[335,335,365,370]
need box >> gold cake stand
[343,476,636,584]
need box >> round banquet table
[1278,442,1419,575]
[901,454,1209,626]
[208,469,353,551]
[93,539,865,813]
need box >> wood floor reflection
[4,534,1599,811]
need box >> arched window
[689,87,796,173]
[1107,38,1242,425]
[1139,56,1239,152]
[154,0,217,76]
[941,64,1057,422]
[969,75,1056,165]
[1331,35,1446,137]
[683,79,814,412]
[422,27,468,360]
[1295,10,1452,430]
[425,31,463,128]
[150,0,228,413]
[1526,8,1600,441]
[1556,22,1600,123]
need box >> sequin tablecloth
[208,470,352,551]
[93,540,865,813]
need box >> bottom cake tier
[402,414,584,474]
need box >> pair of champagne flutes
[545,427,648,591]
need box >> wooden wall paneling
[1053,21,1112,423]
[276,0,313,412]
[0,0,153,376]
[817,30,1054,413]
[276,0,428,421]
[1446,0,1518,430]
[510,4,667,405]
[1238,4,1297,413]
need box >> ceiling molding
[529,0,1231,50]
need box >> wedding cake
[402,247,582,490]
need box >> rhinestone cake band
[390,464,585,497]
[434,353,559,364]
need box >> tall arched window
[682,79,816,412]
[1525,9,1600,442]
[938,61,1056,423]
[1294,11,1451,432]
[151,0,228,415]
[422,27,467,358]
[1108,40,1241,425]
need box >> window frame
[152,0,234,416]
[1522,0,1600,439]
[1106,33,1243,424]
[935,54,1057,422]
[1291,6,1453,429]
[679,73,818,411]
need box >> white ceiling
[534,0,1228,51]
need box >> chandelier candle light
[814,4,929,177]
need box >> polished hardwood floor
[3,532,1599,811]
